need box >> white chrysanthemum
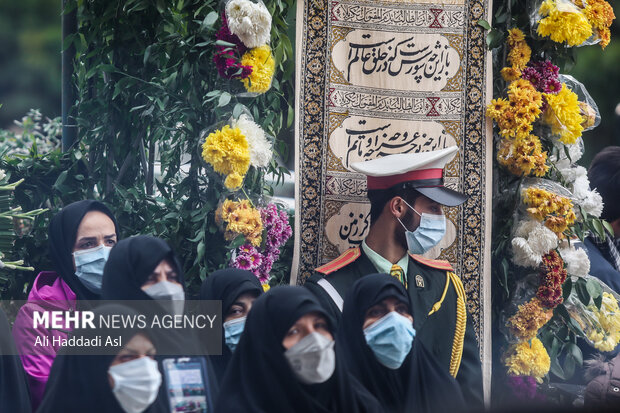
[559,244,590,277]
[232,114,272,168]
[511,238,542,268]
[511,220,559,267]
[572,174,604,218]
[226,0,272,49]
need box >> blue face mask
[73,244,112,294]
[397,199,446,255]
[364,311,415,369]
[223,316,246,353]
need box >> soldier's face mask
[396,199,446,255]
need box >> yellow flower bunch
[504,338,551,383]
[579,0,615,49]
[486,79,543,140]
[586,292,620,352]
[507,298,554,341]
[240,45,275,94]
[522,187,577,236]
[202,125,250,189]
[497,134,549,177]
[537,0,593,46]
[506,28,531,71]
[216,199,263,247]
[543,84,584,145]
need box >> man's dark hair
[588,146,620,222]
[367,186,421,224]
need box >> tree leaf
[477,19,491,30]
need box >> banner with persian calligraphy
[293,0,493,395]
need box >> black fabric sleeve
[456,309,484,409]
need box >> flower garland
[230,203,292,286]
[216,199,263,247]
[504,338,551,383]
[490,0,614,394]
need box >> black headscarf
[199,268,263,382]
[101,235,184,301]
[0,308,31,413]
[215,285,385,413]
[101,235,218,410]
[338,273,465,413]
[48,200,119,300]
[37,304,167,413]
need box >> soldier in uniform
[304,146,483,407]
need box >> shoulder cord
[448,271,467,378]
[427,272,450,316]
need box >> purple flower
[521,60,560,94]
[248,252,263,270]
[232,254,253,270]
[213,13,252,79]
[507,375,537,400]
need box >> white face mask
[143,281,185,315]
[143,280,185,301]
[108,356,162,413]
[284,332,336,385]
[73,244,112,293]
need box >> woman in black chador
[337,273,465,413]
[215,285,384,412]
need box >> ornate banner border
[293,0,493,398]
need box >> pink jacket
[12,271,76,411]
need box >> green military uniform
[304,246,483,407]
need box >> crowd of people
[0,145,618,412]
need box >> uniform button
[613,387,619,392]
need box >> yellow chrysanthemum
[217,199,263,246]
[497,135,549,177]
[584,0,615,29]
[501,66,522,82]
[537,0,593,46]
[504,338,551,383]
[597,27,611,49]
[507,28,526,48]
[522,187,576,235]
[507,298,553,341]
[202,125,251,187]
[225,172,244,190]
[240,45,275,94]
[486,98,509,119]
[543,84,584,145]
[261,283,271,292]
[585,292,620,351]
[508,43,532,70]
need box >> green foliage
[0,0,295,299]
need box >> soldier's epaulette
[315,247,361,275]
[409,254,454,271]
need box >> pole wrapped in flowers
[484,4,616,398]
